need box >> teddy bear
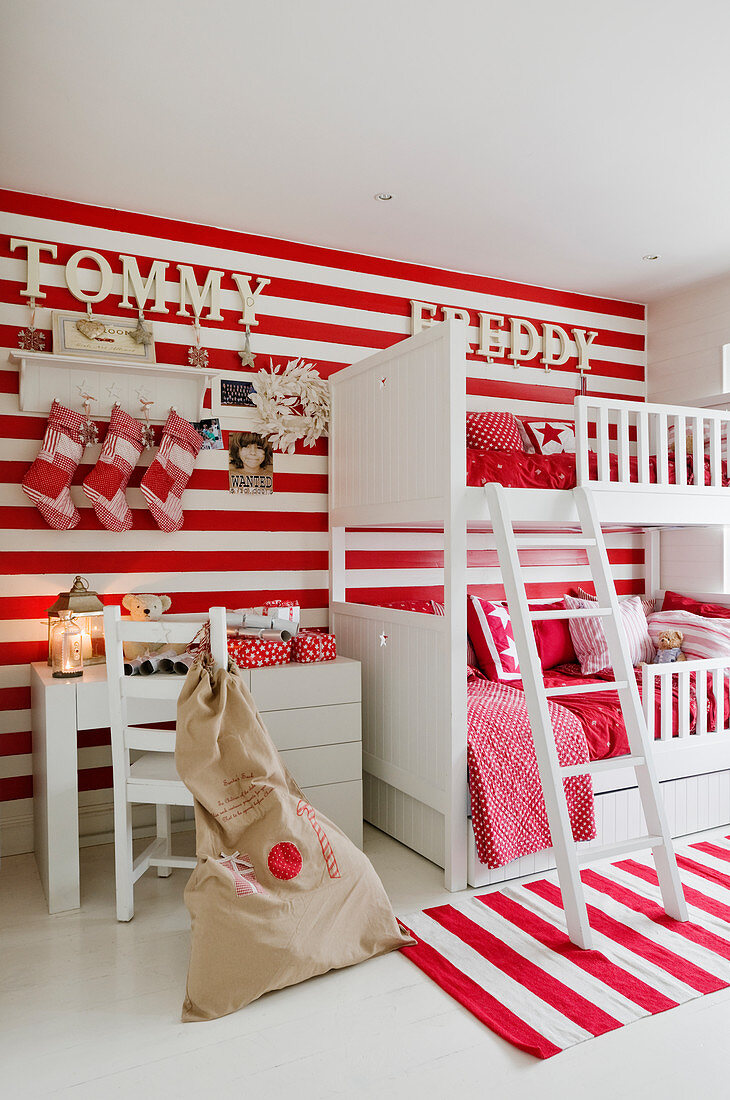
[121,592,179,660]
[653,629,687,664]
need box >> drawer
[264,703,360,751]
[300,780,363,848]
[279,741,361,789]
[76,681,175,730]
[250,658,360,711]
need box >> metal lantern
[46,576,105,666]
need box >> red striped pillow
[466,412,524,452]
[564,594,655,674]
[647,610,730,662]
[573,586,655,619]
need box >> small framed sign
[52,311,156,362]
[211,374,256,417]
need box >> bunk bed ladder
[485,482,689,950]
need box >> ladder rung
[530,607,612,621]
[513,536,597,550]
[545,680,628,698]
[577,835,664,865]
[560,754,645,777]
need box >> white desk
[30,658,362,914]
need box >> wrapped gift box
[291,629,337,664]
[228,635,291,669]
[259,599,300,625]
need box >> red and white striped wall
[0,190,646,853]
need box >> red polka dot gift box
[291,628,337,664]
[227,635,291,669]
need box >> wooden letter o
[65,249,113,304]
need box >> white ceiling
[2,0,730,304]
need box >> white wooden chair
[105,604,229,921]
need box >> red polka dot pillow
[466,411,524,453]
[467,595,521,681]
[523,419,576,455]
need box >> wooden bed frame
[329,322,730,891]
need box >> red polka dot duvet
[175,663,411,1021]
[466,679,596,868]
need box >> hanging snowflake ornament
[249,359,330,454]
[77,384,99,448]
[17,325,45,352]
[188,345,209,368]
[79,418,100,447]
[238,325,256,368]
[188,318,209,368]
[17,297,46,352]
[136,387,157,449]
[130,310,153,346]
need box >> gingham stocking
[82,404,144,532]
[21,401,85,529]
[140,409,202,532]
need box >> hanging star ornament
[238,326,256,368]
[379,632,389,648]
[129,312,153,346]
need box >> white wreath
[249,359,330,454]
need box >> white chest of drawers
[30,657,362,913]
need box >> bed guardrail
[642,656,730,742]
[575,396,730,491]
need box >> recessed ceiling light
[374,192,393,201]
[642,253,661,261]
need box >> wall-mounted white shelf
[10,351,220,424]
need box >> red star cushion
[523,419,576,455]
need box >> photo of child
[193,417,225,450]
[228,431,274,495]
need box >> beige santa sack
[175,661,412,1022]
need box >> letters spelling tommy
[9,238,270,326]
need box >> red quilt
[467,448,728,490]
[544,662,730,760]
[467,679,596,868]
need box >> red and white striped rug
[399,835,730,1059]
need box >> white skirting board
[1,797,193,859]
[364,769,730,888]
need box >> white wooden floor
[3,825,730,1099]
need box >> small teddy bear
[122,592,176,660]
[653,629,687,664]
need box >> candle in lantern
[51,613,83,679]
[81,631,92,660]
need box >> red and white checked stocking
[81,404,144,532]
[139,409,202,532]
[21,400,85,530]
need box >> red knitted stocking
[82,405,144,532]
[21,401,85,529]
[140,409,202,532]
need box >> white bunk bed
[329,321,730,891]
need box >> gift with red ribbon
[291,628,337,664]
